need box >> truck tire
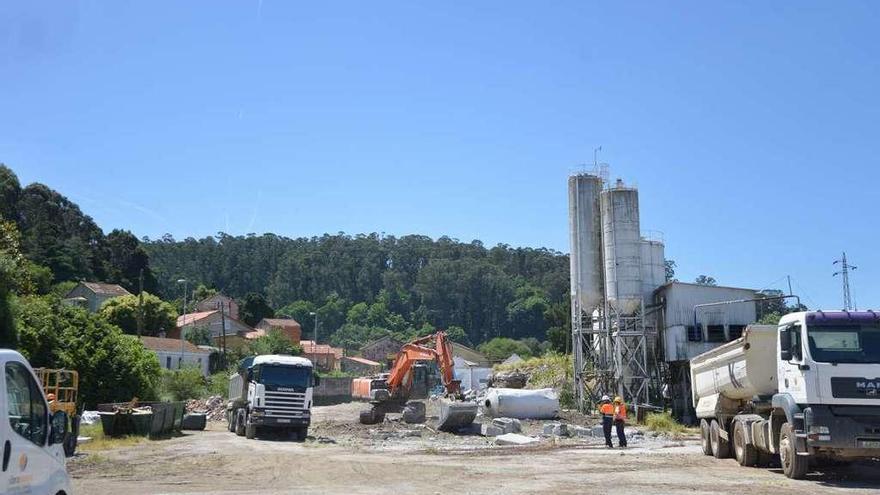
[245,422,257,439]
[235,412,246,437]
[700,419,713,456]
[780,422,808,479]
[227,411,235,432]
[710,420,730,459]
[297,427,308,441]
[733,421,758,467]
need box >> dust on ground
[70,401,880,495]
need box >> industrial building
[652,281,758,421]
[568,169,762,417]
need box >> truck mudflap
[804,405,880,456]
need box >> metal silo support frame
[572,300,615,412]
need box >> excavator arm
[385,332,462,398]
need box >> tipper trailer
[690,311,880,478]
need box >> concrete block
[481,423,504,437]
[591,425,605,437]
[542,422,569,437]
[570,425,592,437]
[495,433,539,446]
[491,417,522,434]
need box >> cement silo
[601,181,643,316]
[639,237,666,307]
[568,174,604,314]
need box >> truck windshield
[807,324,880,364]
[258,365,312,388]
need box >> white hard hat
[601,395,610,402]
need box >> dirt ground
[70,402,880,495]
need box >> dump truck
[354,331,478,431]
[690,311,880,479]
[227,354,319,440]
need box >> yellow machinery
[35,368,79,415]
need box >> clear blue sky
[2,1,877,310]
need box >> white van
[0,349,73,495]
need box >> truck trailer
[690,311,880,478]
[226,354,319,440]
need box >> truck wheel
[700,419,712,456]
[245,422,257,439]
[710,420,730,459]
[227,411,235,432]
[733,421,758,467]
[235,412,246,437]
[780,423,808,479]
[298,427,308,441]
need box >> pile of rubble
[185,395,226,422]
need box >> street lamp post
[309,311,318,343]
[177,278,188,369]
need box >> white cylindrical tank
[568,174,604,314]
[601,183,642,316]
[639,238,665,307]
[482,388,560,419]
[690,325,777,405]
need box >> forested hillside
[144,233,572,351]
[0,163,572,353]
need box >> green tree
[248,329,303,356]
[695,275,717,286]
[0,164,21,222]
[444,325,471,346]
[664,259,677,282]
[239,292,274,326]
[160,367,207,401]
[99,292,178,336]
[104,229,158,294]
[16,297,161,407]
[277,300,316,337]
[506,285,550,340]
[477,337,533,362]
[184,325,212,346]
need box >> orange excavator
[353,331,477,431]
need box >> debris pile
[185,395,226,421]
[488,370,528,389]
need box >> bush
[15,295,162,407]
[477,337,534,362]
[248,329,303,356]
[160,367,207,401]
[208,371,230,398]
[644,412,687,435]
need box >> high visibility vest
[614,404,627,421]
[599,403,614,416]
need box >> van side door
[2,358,52,493]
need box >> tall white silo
[568,174,604,314]
[601,181,643,316]
[639,238,666,307]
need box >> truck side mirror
[313,374,321,387]
[779,328,792,361]
[49,411,68,446]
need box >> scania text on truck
[226,355,319,440]
[690,311,880,478]
[1,349,74,495]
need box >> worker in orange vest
[598,395,614,448]
[613,396,628,448]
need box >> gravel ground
[70,402,880,495]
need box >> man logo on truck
[856,381,880,395]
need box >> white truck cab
[0,349,73,495]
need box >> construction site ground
[71,401,880,494]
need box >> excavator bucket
[437,398,478,432]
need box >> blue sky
[1,1,878,310]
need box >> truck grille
[263,390,308,418]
